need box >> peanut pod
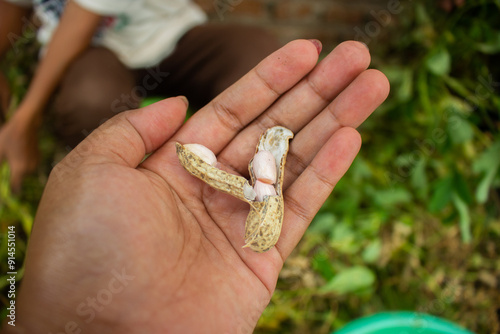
[175,126,294,253]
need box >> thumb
[61,96,188,169]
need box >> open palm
[8,40,389,334]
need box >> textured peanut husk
[176,126,294,253]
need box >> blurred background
[1,0,499,333]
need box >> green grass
[1,1,500,332]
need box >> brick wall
[194,0,390,51]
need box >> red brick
[324,3,366,24]
[273,1,315,21]
[193,0,213,14]
[194,0,266,19]
[231,0,266,18]
[194,0,388,50]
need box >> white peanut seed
[253,180,277,201]
[243,183,257,201]
[184,144,217,166]
[253,150,276,184]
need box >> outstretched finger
[276,127,362,260]
[283,69,389,188]
[56,97,187,169]
[169,39,320,155]
[217,41,371,176]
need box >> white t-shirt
[6,0,207,68]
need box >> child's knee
[52,77,138,147]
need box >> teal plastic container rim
[334,312,475,334]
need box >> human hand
[8,40,389,334]
[0,111,40,192]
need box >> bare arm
[0,1,102,191]
[0,1,31,116]
[0,0,30,58]
[17,1,102,121]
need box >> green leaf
[447,114,474,144]
[368,187,412,208]
[442,76,472,100]
[398,68,414,102]
[452,194,472,243]
[312,252,335,281]
[476,169,498,204]
[362,239,382,264]
[329,223,360,255]
[453,171,473,204]
[320,266,376,294]
[0,163,11,199]
[439,95,473,116]
[417,69,432,114]
[415,3,432,26]
[426,47,451,76]
[476,32,500,54]
[309,212,336,235]
[382,66,413,102]
[473,140,500,203]
[349,156,372,183]
[410,158,428,198]
[429,176,454,212]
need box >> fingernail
[308,39,322,55]
[178,96,189,107]
[359,42,369,51]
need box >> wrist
[12,102,43,128]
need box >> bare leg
[52,47,138,147]
[52,25,280,147]
[136,24,281,108]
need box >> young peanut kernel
[253,150,276,184]
[176,126,294,252]
[184,144,217,166]
[253,180,277,201]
